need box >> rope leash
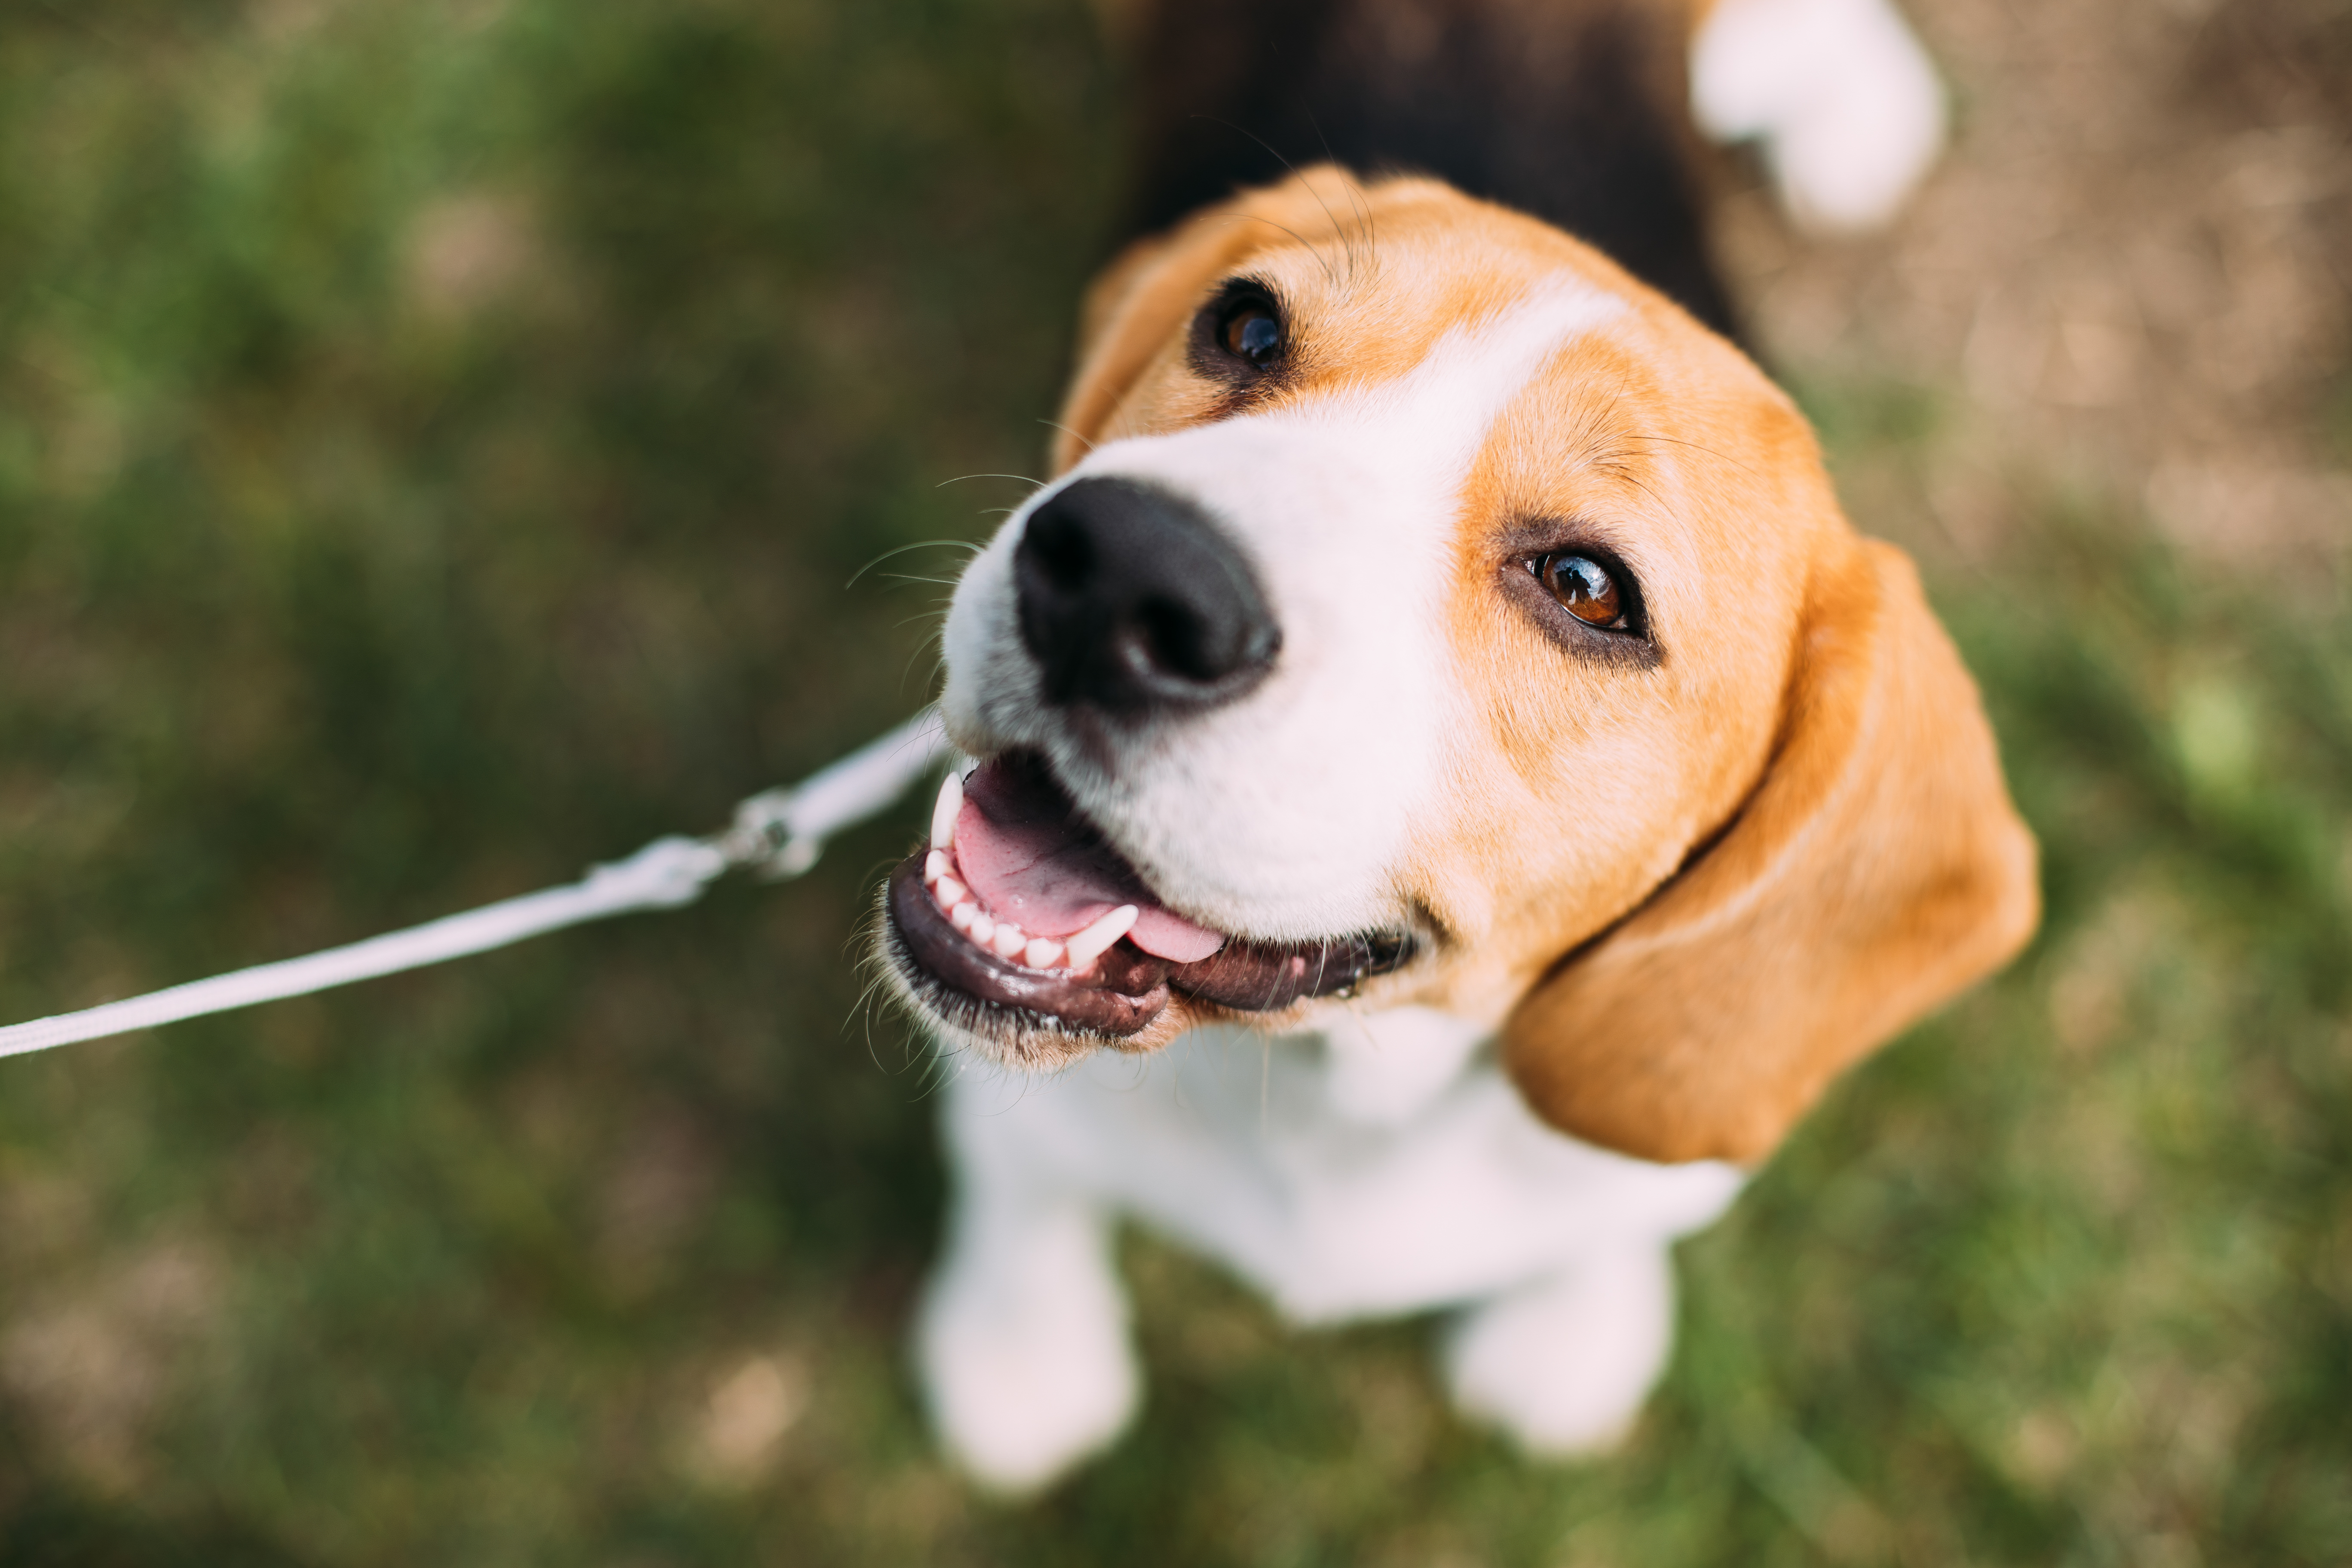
[0,708,950,1062]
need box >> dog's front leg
[1440,1243,1680,1457]
[915,1087,1139,1493]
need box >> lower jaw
[879,851,1417,1058]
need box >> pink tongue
[952,769,1227,964]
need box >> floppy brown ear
[1503,537,2039,1166]
[1047,234,1173,474]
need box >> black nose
[1014,477,1280,715]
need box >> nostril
[1136,597,1214,682]
[1024,507,1095,590]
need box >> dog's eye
[1191,281,1292,392]
[1222,302,1282,368]
[1534,553,1625,628]
[1506,540,1654,664]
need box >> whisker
[1039,418,1097,456]
[900,624,948,694]
[1345,165,1377,269]
[1225,213,1341,290]
[1625,432,1763,480]
[935,473,1046,489]
[1302,107,1370,281]
[845,538,985,590]
[1618,470,1669,511]
[849,972,894,1073]
[909,1049,955,1104]
[1200,114,1350,288]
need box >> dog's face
[884,172,2037,1164]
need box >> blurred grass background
[0,0,2346,1564]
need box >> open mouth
[883,751,1413,1050]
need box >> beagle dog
[879,0,2036,1491]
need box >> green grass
[1,3,2346,1564]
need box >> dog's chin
[877,750,1416,1068]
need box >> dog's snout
[1014,477,1280,715]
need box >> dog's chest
[943,1008,1744,1323]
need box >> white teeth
[928,856,1123,972]
[1063,905,1139,971]
[930,771,963,852]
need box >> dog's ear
[1503,536,2039,1166]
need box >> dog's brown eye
[1191,281,1292,391]
[1222,303,1282,368]
[1538,554,1623,627]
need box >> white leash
[0,708,951,1063]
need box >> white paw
[914,1202,1139,1494]
[1691,0,1946,233]
[1442,1247,1677,1456]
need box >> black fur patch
[1118,0,1743,344]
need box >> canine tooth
[930,771,963,851]
[968,911,995,945]
[949,902,980,934]
[924,849,949,883]
[933,875,967,907]
[1063,905,1139,971]
[1023,937,1063,968]
[989,923,1028,959]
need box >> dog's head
[882,170,2036,1164]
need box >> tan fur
[1046,168,2037,1165]
[1501,538,2039,1161]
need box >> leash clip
[717,707,955,882]
[719,788,824,881]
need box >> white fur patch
[1690,0,1946,233]
[919,1012,1744,1482]
[1321,1004,1492,1126]
[939,1019,1742,1325]
[939,278,1624,942]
